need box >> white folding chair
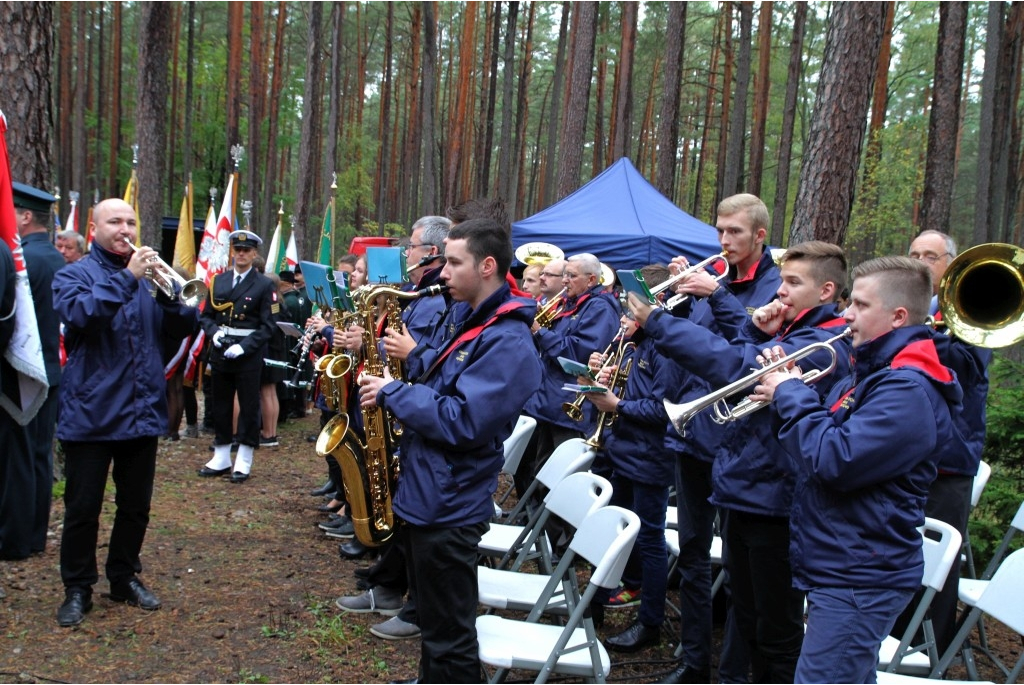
[478,472,613,613]
[880,518,963,674]
[930,547,1024,683]
[494,416,538,514]
[479,438,595,570]
[962,460,993,580]
[477,506,641,684]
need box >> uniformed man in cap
[197,229,277,483]
[0,183,65,560]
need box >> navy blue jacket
[645,249,781,463]
[771,326,962,591]
[523,285,621,432]
[21,232,66,386]
[602,330,689,486]
[930,332,990,476]
[380,283,542,527]
[53,244,199,441]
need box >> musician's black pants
[60,437,157,590]
[404,520,488,683]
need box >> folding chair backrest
[543,472,613,530]
[501,415,537,476]
[569,505,640,590]
[535,438,594,490]
[974,547,1024,636]
[921,517,962,592]
[971,460,991,509]
[979,498,1024,581]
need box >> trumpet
[123,238,208,306]
[585,340,636,448]
[562,325,628,421]
[651,252,729,309]
[663,328,852,435]
[535,288,568,328]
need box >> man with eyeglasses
[518,252,620,500]
[536,258,565,304]
[197,230,278,483]
[898,229,991,656]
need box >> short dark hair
[447,197,509,235]
[780,241,847,302]
[852,256,932,324]
[337,253,358,267]
[639,264,672,289]
[447,218,513,277]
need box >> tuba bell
[515,241,564,267]
[936,243,1024,349]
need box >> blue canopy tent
[512,157,721,270]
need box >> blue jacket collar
[91,242,129,269]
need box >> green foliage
[967,463,1023,571]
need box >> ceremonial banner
[0,110,48,424]
[172,182,196,277]
[285,230,298,271]
[317,197,333,266]
[265,208,283,274]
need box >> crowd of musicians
[0,179,995,684]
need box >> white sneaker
[370,616,420,640]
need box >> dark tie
[234,274,242,289]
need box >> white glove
[223,344,244,359]
[212,330,226,348]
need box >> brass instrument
[935,243,1024,349]
[585,340,637,448]
[563,325,628,421]
[651,252,729,309]
[535,287,568,328]
[515,241,564,266]
[664,328,852,436]
[123,237,208,306]
[315,282,447,547]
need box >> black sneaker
[259,436,279,447]
[318,515,352,532]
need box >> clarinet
[289,319,319,389]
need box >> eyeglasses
[908,251,949,264]
[540,271,563,278]
[406,243,429,250]
[562,271,586,280]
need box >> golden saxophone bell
[515,241,564,267]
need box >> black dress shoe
[339,539,369,560]
[230,471,249,483]
[57,589,92,627]
[197,466,231,477]
[317,500,344,513]
[605,620,661,652]
[309,480,333,497]
[109,578,161,610]
[660,662,710,684]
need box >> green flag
[317,197,333,266]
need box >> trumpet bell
[939,243,1024,348]
[515,241,564,267]
[180,280,209,307]
[599,262,616,288]
[561,400,584,422]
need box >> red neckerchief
[730,256,761,285]
[554,292,592,321]
[421,301,529,381]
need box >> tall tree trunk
[1003,3,1023,244]
[496,1,519,202]
[296,3,324,257]
[136,1,172,246]
[989,3,1022,243]
[444,2,477,209]
[420,1,438,214]
[541,2,570,207]
[556,1,597,200]
[263,3,287,230]
[0,1,54,189]
[247,2,267,230]
[790,2,887,246]
[722,1,753,198]
[511,0,536,219]
[655,2,686,199]
[182,2,196,191]
[714,3,733,207]
[974,2,1003,245]
[747,1,772,198]
[401,3,421,223]
[611,0,638,162]
[696,6,725,216]
[73,4,87,195]
[108,2,122,198]
[477,2,501,197]
[919,2,968,236]
[225,3,243,168]
[376,3,394,229]
[57,3,73,212]
[592,4,607,172]
[769,1,807,245]
[166,4,181,210]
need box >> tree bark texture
[296,3,324,258]
[611,0,638,163]
[136,1,173,246]
[420,1,438,215]
[542,2,570,208]
[919,2,967,237]
[789,2,887,246]
[748,1,773,198]
[556,1,597,201]
[769,1,807,245]
[722,1,753,199]
[655,2,686,200]
[0,1,54,191]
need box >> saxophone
[315,283,446,547]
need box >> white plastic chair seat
[479,522,536,556]
[876,670,994,684]
[879,635,932,674]
[958,577,987,605]
[478,565,568,612]
[664,528,723,564]
[477,614,611,677]
[666,506,677,529]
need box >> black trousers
[723,509,804,684]
[0,413,32,560]
[60,437,158,590]
[366,528,417,624]
[26,385,60,553]
[404,521,488,684]
[674,456,716,670]
[211,364,261,447]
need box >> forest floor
[0,411,1021,684]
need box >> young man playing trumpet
[630,241,853,683]
[750,257,961,683]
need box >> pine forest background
[1,0,1024,565]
